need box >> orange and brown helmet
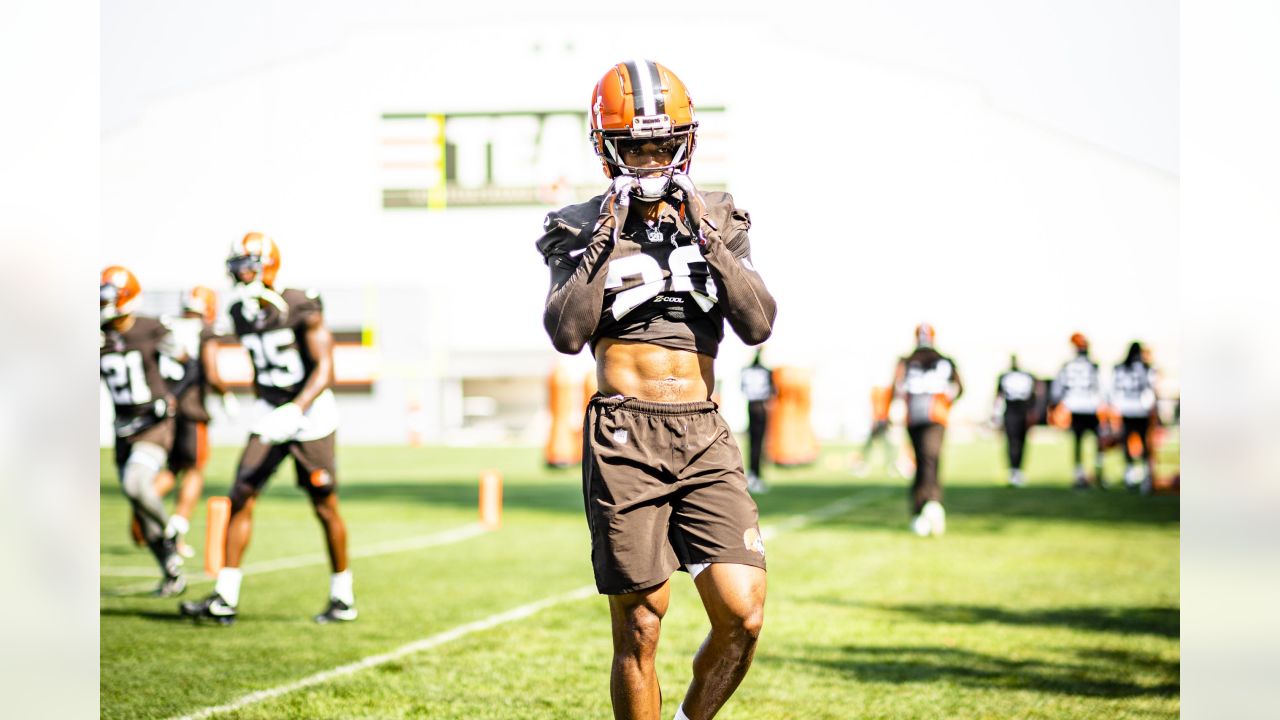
[226,232,281,288]
[590,60,697,197]
[183,285,218,325]
[100,265,141,324]
[1070,332,1089,351]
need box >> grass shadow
[764,644,1179,699]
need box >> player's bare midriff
[595,337,714,403]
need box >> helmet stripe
[626,59,660,118]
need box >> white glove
[670,173,709,241]
[596,175,638,240]
[253,402,304,444]
[220,392,240,420]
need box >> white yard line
[167,489,892,720]
[104,523,488,595]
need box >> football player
[739,350,774,494]
[100,265,187,597]
[1111,341,1158,492]
[891,323,963,537]
[1050,332,1105,489]
[150,286,230,556]
[180,233,355,625]
[537,60,776,720]
[993,354,1037,487]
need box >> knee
[228,482,257,514]
[714,605,764,645]
[616,606,664,657]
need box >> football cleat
[314,598,358,624]
[922,500,946,537]
[910,514,931,537]
[180,592,238,625]
[1008,469,1026,488]
[155,573,187,598]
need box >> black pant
[907,422,944,514]
[746,401,768,478]
[1122,416,1152,464]
[1003,406,1030,470]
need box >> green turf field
[100,430,1179,719]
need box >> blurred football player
[100,266,187,597]
[147,286,230,557]
[739,349,774,494]
[1050,332,1105,489]
[181,233,354,625]
[1111,341,1158,493]
[891,323,963,537]
[993,354,1037,487]
[537,60,776,720]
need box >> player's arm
[951,365,964,402]
[294,312,335,413]
[890,360,906,400]
[673,177,776,345]
[201,333,228,395]
[541,180,632,354]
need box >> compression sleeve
[698,213,776,346]
[542,223,615,355]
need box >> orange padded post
[545,363,587,467]
[204,496,230,577]
[479,469,503,530]
[767,366,819,466]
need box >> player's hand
[253,402,303,444]
[670,173,709,243]
[597,175,638,235]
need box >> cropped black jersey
[537,190,774,357]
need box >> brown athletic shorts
[114,417,175,475]
[168,418,209,472]
[234,431,338,499]
[583,395,766,595]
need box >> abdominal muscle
[594,337,714,403]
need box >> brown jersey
[228,288,323,407]
[165,319,218,423]
[538,191,757,357]
[100,315,178,438]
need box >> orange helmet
[100,265,141,324]
[183,285,218,325]
[1070,332,1089,351]
[915,323,936,347]
[590,60,697,199]
[227,232,281,288]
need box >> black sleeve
[537,199,614,355]
[697,194,776,346]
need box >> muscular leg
[153,469,176,499]
[311,493,349,573]
[175,467,204,521]
[225,493,258,568]
[680,564,767,720]
[121,442,171,542]
[608,580,672,720]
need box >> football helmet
[183,285,218,325]
[226,232,281,288]
[100,265,141,324]
[915,323,936,348]
[590,60,697,200]
[1070,332,1089,351]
